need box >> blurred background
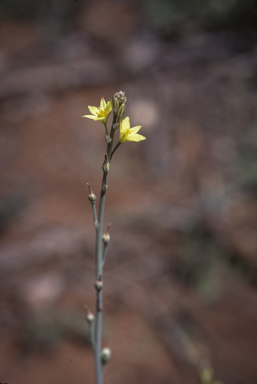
[0,0,257,383]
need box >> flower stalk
[84,91,145,384]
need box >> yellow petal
[83,114,101,121]
[100,98,106,110]
[130,126,141,134]
[128,133,146,142]
[105,100,112,115]
[120,117,130,134]
[88,106,99,115]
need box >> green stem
[95,173,107,384]
[102,243,109,267]
[95,288,103,384]
[89,321,96,350]
[94,114,119,384]
[110,141,121,160]
[92,202,98,227]
[104,123,109,137]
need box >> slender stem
[95,288,103,384]
[95,173,107,384]
[97,173,108,275]
[111,131,126,160]
[89,321,96,350]
[102,244,109,267]
[104,122,109,137]
[106,116,119,160]
[92,202,98,227]
[110,141,121,160]
[94,114,119,384]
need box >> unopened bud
[87,183,96,203]
[102,223,111,245]
[86,313,95,324]
[84,305,95,323]
[114,90,127,105]
[101,347,112,364]
[95,280,103,291]
[102,153,110,175]
[101,184,108,194]
[117,103,126,120]
[112,96,119,112]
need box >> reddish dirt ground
[1,18,257,384]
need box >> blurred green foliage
[142,0,257,35]
[1,0,256,36]
[199,366,222,384]
[19,309,89,352]
[238,116,257,193]
[175,221,255,302]
[175,224,224,301]
[0,0,81,34]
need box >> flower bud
[112,96,119,112]
[117,103,126,121]
[101,184,108,194]
[83,305,95,323]
[102,223,111,245]
[114,90,127,105]
[102,153,110,175]
[101,347,112,364]
[86,313,95,324]
[87,183,96,203]
[95,280,103,291]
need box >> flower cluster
[83,92,145,146]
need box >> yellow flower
[119,117,146,143]
[83,97,112,123]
